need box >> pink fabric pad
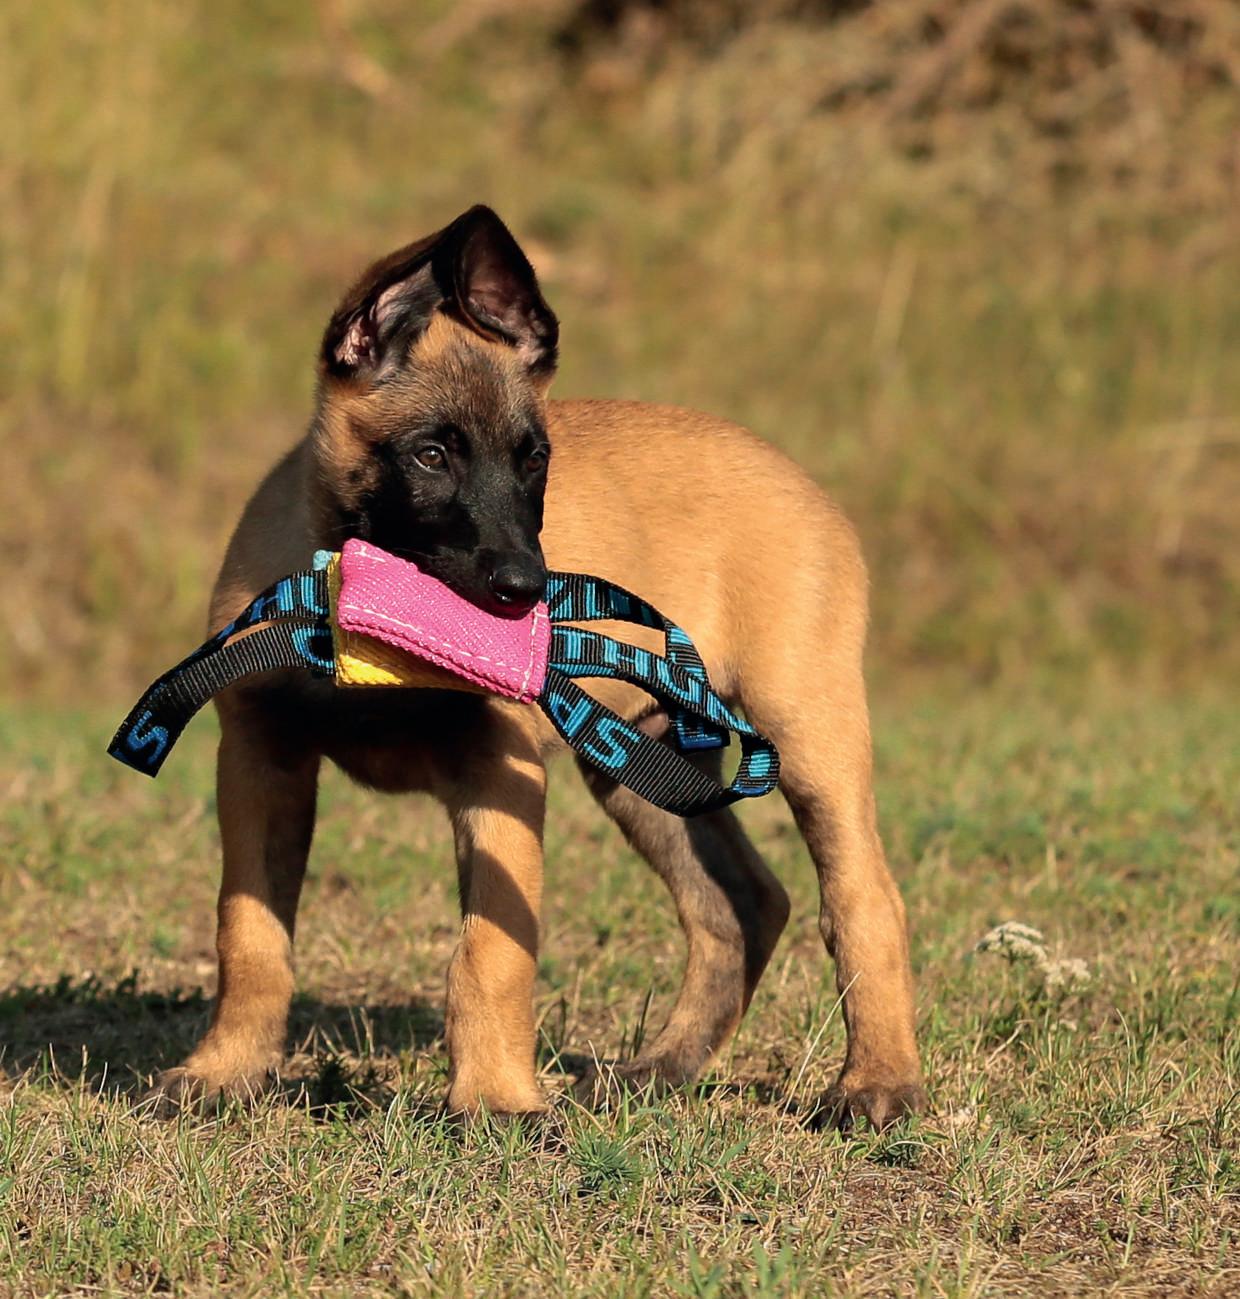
[335,539,551,702]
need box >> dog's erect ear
[446,207,558,376]
[321,206,557,381]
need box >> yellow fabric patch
[327,554,485,693]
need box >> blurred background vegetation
[3,0,1237,706]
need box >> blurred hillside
[2,0,1237,704]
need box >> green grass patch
[1,694,1236,1295]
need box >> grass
[1,694,1236,1296]
[3,4,1238,1293]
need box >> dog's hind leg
[574,721,790,1102]
[771,715,925,1131]
[740,557,925,1132]
[145,699,318,1113]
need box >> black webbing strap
[179,569,330,669]
[539,572,780,816]
[108,570,332,777]
[108,563,780,818]
[544,572,729,751]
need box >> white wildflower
[974,921,1091,992]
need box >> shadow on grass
[1,974,833,1129]
[0,971,444,1107]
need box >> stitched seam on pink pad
[339,542,546,679]
[337,602,545,699]
[337,603,529,671]
[338,540,550,701]
[337,606,536,698]
[518,605,546,698]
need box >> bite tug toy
[109,540,779,817]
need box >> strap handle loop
[540,573,780,815]
[109,564,781,817]
[108,570,331,776]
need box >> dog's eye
[414,445,447,471]
[524,446,549,474]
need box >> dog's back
[214,395,864,730]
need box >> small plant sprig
[974,922,1091,995]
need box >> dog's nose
[487,561,545,615]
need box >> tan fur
[149,314,924,1130]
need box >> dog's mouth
[482,589,542,619]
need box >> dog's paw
[571,1059,679,1110]
[807,1075,926,1134]
[139,1065,271,1118]
[444,1076,548,1122]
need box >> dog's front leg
[442,706,547,1117]
[146,699,318,1112]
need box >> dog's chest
[254,673,496,795]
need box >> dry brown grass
[1,0,1237,705]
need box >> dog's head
[313,206,558,616]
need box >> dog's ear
[445,206,558,376]
[322,236,443,381]
[321,206,557,381]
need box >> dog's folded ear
[322,206,558,381]
[447,208,558,376]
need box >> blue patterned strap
[544,572,729,752]
[108,564,781,816]
[538,669,778,817]
[107,571,333,776]
[539,573,780,816]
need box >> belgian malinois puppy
[147,206,925,1130]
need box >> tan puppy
[146,206,925,1130]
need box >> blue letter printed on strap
[125,709,169,767]
[543,576,571,621]
[292,626,335,674]
[543,681,594,739]
[580,714,638,772]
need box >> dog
[145,206,925,1130]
